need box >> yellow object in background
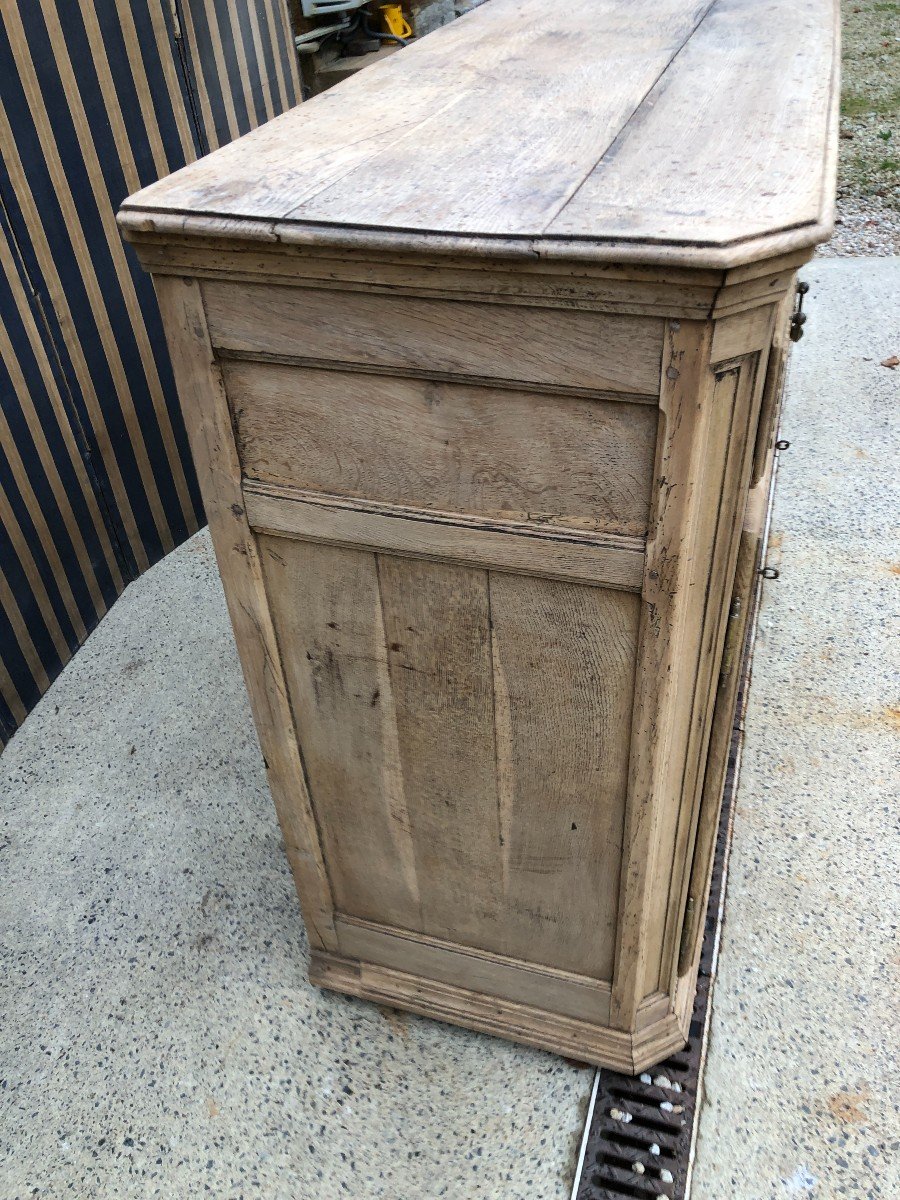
[379,3,413,39]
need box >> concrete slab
[0,534,592,1199]
[693,258,900,1199]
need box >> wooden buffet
[120,0,839,1070]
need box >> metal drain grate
[574,724,740,1200]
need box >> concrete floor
[0,258,896,1199]
[694,258,900,1199]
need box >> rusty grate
[574,721,740,1200]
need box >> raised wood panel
[258,538,420,930]
[364,552,504,948]
[259,537,638,978]
[203,280,665,396]
[226,360,657,536]
[487,572,639,977]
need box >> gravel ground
[822,197,900,256]
[820,0,900,256]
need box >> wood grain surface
[548,0,839,248]
[226,360,657,536]
[120,0,839,268]
[203,281,664,395]
[260,536,640,978]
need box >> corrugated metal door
[0,0,299,744]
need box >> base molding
[309,950,687,1073]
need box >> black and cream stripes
[0,0,300,744]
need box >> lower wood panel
[259,537,640,980]
[486,570,636,977]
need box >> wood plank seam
[541,0,718,233]
[371,549,426,929]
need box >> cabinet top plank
[119,0,839,270]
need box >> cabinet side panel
[261,536,636,981]
[153,275,338,951]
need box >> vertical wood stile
[674,294,793,982]
[658,309,776,994]
[154,274,337,951]
[610,318,716,1030]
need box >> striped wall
[0,0,300,745]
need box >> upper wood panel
[226,360,657,536]
[120,0,839,268]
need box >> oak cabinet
[120,0,837,1070]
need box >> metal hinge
[789,280,809,342]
